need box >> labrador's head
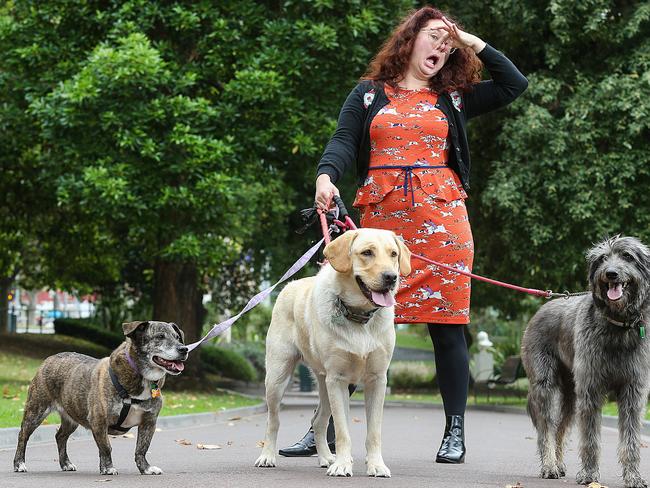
[323,229,411,307]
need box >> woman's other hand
[315,174,340,211]
[441,16,486,53]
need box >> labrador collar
[335,298,379,324]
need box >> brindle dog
[13,320,187,475]
[522,236,650,488]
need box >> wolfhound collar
[334,297,379,324]
[604,311,644,331]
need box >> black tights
[427,323,469,416]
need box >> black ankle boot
[435,415,466,464]
[278,417,336,457]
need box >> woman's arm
[440,16,528,119]
[316,83,366,185]
[463,44,529,119]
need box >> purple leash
[187,236,328,352]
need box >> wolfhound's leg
[554,372,575,478]
[617,384,647,488]
[529,375,562,478]
[575,382,604,485]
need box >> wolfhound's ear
[394,235,412,276]
[324,231,359,273]
[122,321,149,337]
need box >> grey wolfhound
[522,236,650,488]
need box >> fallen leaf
[505,483,524,488]
[121,433,135,439]
[641,442,648,448]
[524,436,534,440]
[256,440,265,448]
[94,480,112,483]
[196,444,222,450]
[227,422,235,427]
[175,439,192,446]
[352,417,361,423]
[227,441,233,446]
[587,483,608,488]
[228,416,242,421]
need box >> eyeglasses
[421,29,457,55]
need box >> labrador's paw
[367,461,391,478]
[255,452,276,468]
[327,459,353,477]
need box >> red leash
[320,197,561,299]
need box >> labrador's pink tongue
[607,283,623,301]
[371,291,396,307]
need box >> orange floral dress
[353,85,474,324]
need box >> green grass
[395,330,432,350]
[0,336,261,428]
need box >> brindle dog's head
[587,236,650,315]
[324,228,412,307]
[122,321,188,379]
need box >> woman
[280,6,527,463]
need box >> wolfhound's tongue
[371,291,396,307]
[607,283,623,301]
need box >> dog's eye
[361,249,374,257]
[391,251,398,258]
[155,333,165,340]
[622,252,635,262]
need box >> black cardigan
[316,44,528,191]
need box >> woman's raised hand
[441,16,486,53]
[315,174,340,211]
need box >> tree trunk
[0,277,11,334]
[153,260,205,377]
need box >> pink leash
[323,199,557,299]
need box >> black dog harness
[108,368,145,433]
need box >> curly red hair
[362,6,483,93]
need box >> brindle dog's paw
[624,474,648,488]
[100,467,118,475]
[575,469,598,485]
[540,464,562,479]
[14,462,27,472]
[61,462,77,471]
[143,466,163,475]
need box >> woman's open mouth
[153,356,185,374]
[424,54,440,70]
[356,276,396,307]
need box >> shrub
[226,341,266,379]
[201,346,258,382]
[389,361,435,391]
[54,318,123,349]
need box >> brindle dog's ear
[324,230,359,273]
[394,235,412,276]
[122,321,149,337]
[170,323,185,343]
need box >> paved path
[1,403,649,488]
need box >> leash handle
[332,195,349,221]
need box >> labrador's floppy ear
[122,321,148,337]
[170,322,185,343]
[323,230,359,273]
[394,235,412,276]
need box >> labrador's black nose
[605,269,619,280]
[382,272,398,287]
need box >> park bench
[473,355,523,402]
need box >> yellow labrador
[255,228,411,477]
